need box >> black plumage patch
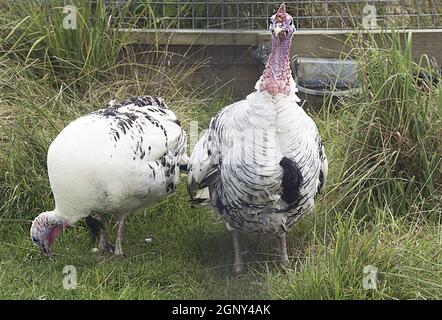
[122,96,153,108]
[84,216,103,242]
[102,107,117,117]
[166,183,175,194]
[214,198,225,215]
[317,170,324,194]
[96,96,175,153]
[317,137,325,161]
[279,157,303,209]
[110,128,120,141]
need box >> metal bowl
[292,57,361,97]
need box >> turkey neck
[259,35,293,96]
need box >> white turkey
[187,4,328,274]
[30,96,188,257]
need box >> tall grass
[0,0,152,88]
[320,30,441,219]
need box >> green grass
[0,185,270,299]
[0,1,441,299]
[0,186,440,299]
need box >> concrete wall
[125,29,442,97]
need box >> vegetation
[0,0,440,299]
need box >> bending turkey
[187,4,328,274]
[30,96,188,257]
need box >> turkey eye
[268,18,273,27]
[32,237,39,244]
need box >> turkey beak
[274,25,285,37]
[41,242,52,257]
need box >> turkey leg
[232,229,246,275]
[114,219,125,256]
[277,233,289,266]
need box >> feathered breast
[188,92,326,233]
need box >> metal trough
[292,57,360,98]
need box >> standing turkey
[187,4,328,274]
[30,96,188,257]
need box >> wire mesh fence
[101,0,442,30]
